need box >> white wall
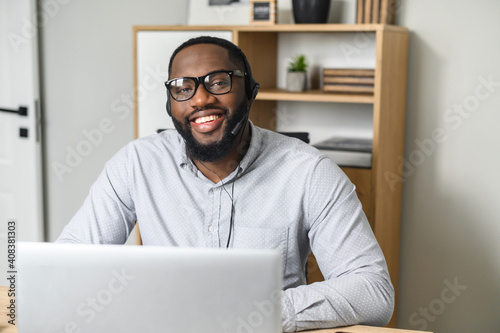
[396,1,500,332]
[40,0,187,241]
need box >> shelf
[256,89,374,104]
[235,24,408,33]
[134,24,409,34]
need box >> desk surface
[309,326,431,333]
[1,286,16,333]
[0,286,430,333]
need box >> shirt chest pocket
[231,227,289,275]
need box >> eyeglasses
[165,70,245,101]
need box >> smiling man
[57,36,394,332]
[166,40,253,182]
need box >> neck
[193,122,250,183]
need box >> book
[323,68,375,77]
[323,76,375,85]
[364,0,372,24]
[313,137,372,152]
[380,0,396,24]
[322,68,375,94]
[323,84,374,94]
[356,0,364,23]
[372,0,381,23]
[314,136,373,168]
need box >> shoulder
[255,127,321,159]
[107,129,183,167]
[253,126,349,182]
[126,129,181,155]
[254,126,334,169]
[128,129,181,151]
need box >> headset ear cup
[166,96,172,117]
[252,83,260,101]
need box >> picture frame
[250,0,277,25]
[188,0,251,25]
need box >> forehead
[170,43,236,78]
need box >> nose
[189,82,216,108]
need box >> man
[57,36,394,331]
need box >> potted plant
[286,54,308,92]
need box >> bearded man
[57,36,394,332]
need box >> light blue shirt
[57,122,394,332]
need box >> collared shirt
[57,122,394,332]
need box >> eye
[171,79,195,96]
[212,80,229,87]
[207,74,231,92]
[177,87,193,94]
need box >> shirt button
[208,225,215,232]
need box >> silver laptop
[18,242,282,333]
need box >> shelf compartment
[256,88,374,104]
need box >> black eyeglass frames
[165,70,245,101]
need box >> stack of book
[313,136,372,168]
[322,69,375,94]
[356,0,396,24]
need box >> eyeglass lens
[169,72,232,101]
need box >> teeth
[194,114,221,124]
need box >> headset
[166,44,260,137]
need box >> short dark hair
[168,36,246,77]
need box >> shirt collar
[175,120,262,181]
[237,120,262,175]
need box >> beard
[172,99,248,162]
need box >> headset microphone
[230,82,260,136]
[230,117,245,137]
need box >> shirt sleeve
[55,144,137,244]
[281,156,395,332]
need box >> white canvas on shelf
[188,0,251,25]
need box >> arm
[56,145,136,244]
[282,157,394,332]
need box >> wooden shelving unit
[256,88,375,103]
[134,24,409,327]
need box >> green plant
[288,54,309,72]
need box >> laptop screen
[18,242,282,333]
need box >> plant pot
[287,71,307,92]
[292,0,331,24]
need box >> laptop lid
[18,242,282,333]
